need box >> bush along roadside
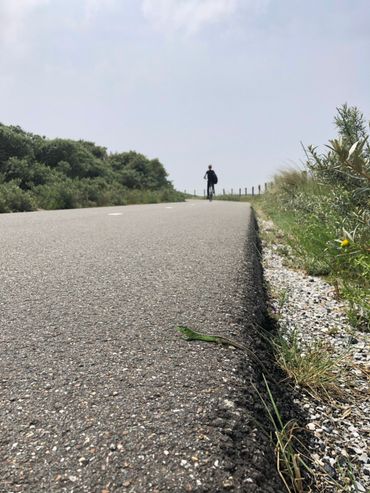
[257,215,369,493]
[0,123,185,212]
[257,104,369,331]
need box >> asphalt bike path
[0,201,284,492]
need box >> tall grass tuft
[272,331,349,399]
[253,375,308,493]
[255,374,360,492]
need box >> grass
[257,221,366,492]
[276,288,290,311]
[257,222,367,492]
[272,331,350,400]
[255,189,369,331]
[252,105,369,491]
[252,106,370,330]
[255,375,361,493]
[253,375,308,493]
[213,193,262,202]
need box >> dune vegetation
[259,104,370,330]
[0,124,184,213]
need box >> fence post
[265,183,267,192]
[239,188,241,196]
[223,188,225,195]
[258,185,261,195]
[231,188,233,195]
[245,188,247,196]
[252,186,254,196]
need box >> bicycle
[208,187,214,201]
[204,165,217,202]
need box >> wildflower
[340,238,350,248]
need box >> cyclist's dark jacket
[205,170,217,184]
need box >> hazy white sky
[0,0,369,192]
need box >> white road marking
[165,207,173,209]
[108,213,123,216]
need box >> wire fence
[183,182,273,197]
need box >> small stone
[323,463,336,478]
[222,399,235,409]
[222,479,234,489]
[354,481,366,492]
[348,336,359,345]
[213,418,225,427]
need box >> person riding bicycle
[204,164,218,199]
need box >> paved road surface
[0,201,284,492]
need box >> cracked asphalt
[0,200,284,492]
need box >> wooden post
[252,186,254,196]
[223,188,225,195]
[245,188,247,196]
[265,183,267,192]
[258,185,261,195]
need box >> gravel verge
[259,218,370,493]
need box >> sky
[0,0,369,193]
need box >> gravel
[260,218,370,493]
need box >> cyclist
[204,164,218,199]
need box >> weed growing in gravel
[276,288,290,312]
[255,376,362,493]
[272,331,349,399]
[254,375,308,493]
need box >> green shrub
[0,181,36,212]
[260,104,370,329]
[0,123,184,212]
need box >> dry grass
[254,375,309,493]
[272,331,350,399]
[255,375,361,493]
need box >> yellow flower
[340,238,350,247]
